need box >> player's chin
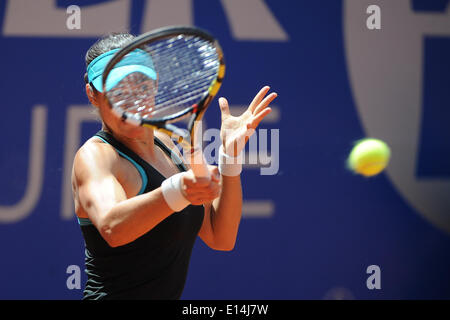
[117,122,147,137]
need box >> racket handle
[189,120,210,180]
[190,147,210,180]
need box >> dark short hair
[84,32,135,85]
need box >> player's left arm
[198,86,277,251]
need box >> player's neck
[103,125,157,160]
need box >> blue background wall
[0,0,449,299]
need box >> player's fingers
[219,97,231,119]
[249,86,270,112]
[181,174,194,189]
[209,166,220,182]
[253,92,277,115]
[249,108,272,129]
[185,190,210,198]
[186,191,219,204]
[182,172,210,188]
[183,180,221,195]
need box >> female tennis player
[72,32,277,299]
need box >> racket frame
[102,25,225,152]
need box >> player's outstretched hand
[218,86,277,157]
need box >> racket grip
[190,147,210,179]
[189,120,210,180]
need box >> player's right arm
[72,140,220,248]
[72,141,174,248]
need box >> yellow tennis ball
[347,138,391,177]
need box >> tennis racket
[102,26,225,179]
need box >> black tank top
[78,130,204,300]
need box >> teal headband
[86,48,157,92]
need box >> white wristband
[161,172,190,212]
[218,145,243,176]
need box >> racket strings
[108,72,157,115]
[107,35,219,121]
[151,36,218,108]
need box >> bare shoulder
[72,137,120,184]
